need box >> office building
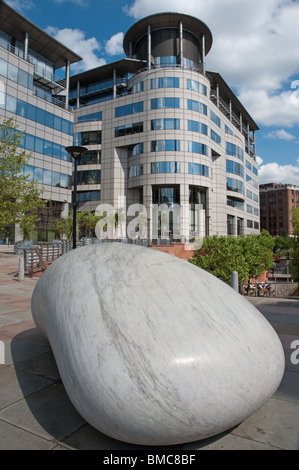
[0,0,81,243]
[260,183,299,235]
[69,12,260,241]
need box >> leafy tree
[189,230,275,284]
[290,207,299,280]
[0,118,46,234]
[77,210,101,238]
[53,212,76,240]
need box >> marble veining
[31,243,285,445]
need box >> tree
[0,118,46,236]
[189,231,275,285]
[77,211,101,238]
[290,207,299,280]
[53,212,75,240]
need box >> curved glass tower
[70,12,260,241]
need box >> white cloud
[5,0,34,11]
[124,0,299,127]
[105,33,124,56]
[52,0,88,5]
[258,160,299,186]
[264,129,296,141]
[46,27,106,72]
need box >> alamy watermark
[94,198,205,250]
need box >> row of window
[0,92,73,135]
[23,165,70,189]
[0,58,33,90]
[129,162,209,177]
[77,190,101,202]
[245,159,258,176]
[19,132,70,161]
[76,170,101,186]
[74,131,101,146]
[114,118,222,145]
[77,111,102,123]
[247,205,259,216]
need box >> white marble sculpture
[31,243,285,446]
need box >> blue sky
[5,0,299,185]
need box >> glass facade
[226,142,244,161]
[1,93,73,135]
[115,122,143,137]
[187,79,207,96]
[189,162,209,177]
[129,164,143,177]
[187,99,207,115]
[210,110,221,128]
[77,150,101,165]
[226,159,244,177]
[151,97,180,109]
[188,141,208,155]
[77,170,101,185]
[152,186,180,205]
[188,120,208,135]
[19,133,69,161]
[77,111,102,123]
[151,118,180,130]
[24,165,70,188]
[115,101,143,117]
[0,58,33,90]
[227,177,244,194]
[151,77,179,88]
[151,162,181,174]
[77,191,101,202]
[151,140,180,152]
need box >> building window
[187,79,207,96]
[210,110,221,128]
[151,77,179,88]
[115,101,143,117]
[227,214,234,235]
[115,122,143,137]
[227,197,244,210]
[226,160,244,178]
[77,170,101,185]
[151,162,181,174]
[77,111,102,123]
[78,131,101,146]
[187,99,208,115]
[77,150,101,165]
[151,140,180,152]
[152,186,180,205]
[19,132,69,161]
[188,120,208,135]
[211,129,221,144]
[188,141,208,155]
[247,220,253,228]
[154,56,177,67]
[225,125,234,135]
[226,142,244,161]
[77,191,101,202]
[23,165,70,189]
[151,118,180,130]
[247,204,253,214]
[227,177,244,194]
[188,162,209,177]
[129,164,143,177]
[151,97,180,109]
[132,143,143,156]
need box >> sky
[5,0,299,185]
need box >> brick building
[259,183,299,235]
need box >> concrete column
[232,216,238,237]
[240,112,243,132]
[229,99,232,122]
[247,122,250,154]
[216,83,220,108]
[201,34,206,75]
[180,184,190,242]
[143,185,152,241]
[65,60,70,110]
[24,32,29,60]
[76,80,80,109]
[179,21,184,67]
[147,24,151,70]
[113,69,117,98]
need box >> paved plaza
[0,250,298,450]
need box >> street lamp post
[65,146,88,250]
[253,263,259,297]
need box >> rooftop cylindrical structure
[123,12,213,71]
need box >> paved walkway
[0,252,298,450]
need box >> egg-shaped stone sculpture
[31,243,285,446]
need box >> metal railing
[240,282,299,298]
